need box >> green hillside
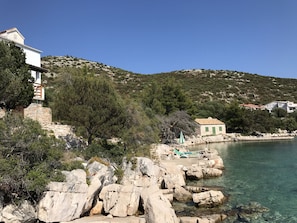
[42,56,297,105]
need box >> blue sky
[1,0,297,78]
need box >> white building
[195,117,226,137]
[0,27,46,101]
[265,101,297,113]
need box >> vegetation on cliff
[42,56,297,105]
[1,50,297,204]
[42,56,297,137]
[52,67,127,145]
[0,115,65,203]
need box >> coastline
[235,134,295,142]
[179,132,296,148]
[152,132,296,222]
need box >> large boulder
[99,184,141,217]
[121,157,162,187]
[161,163,186,189]
[83,161,116,213]
[185,164,203,180]
[38,169,88,222]
[202,168,223,178]
[173,185,192,202]
[185,165,222,180]
[141,185,179,223]
[0,200,36,223]
[192,190,225,207]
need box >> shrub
[0,115,66,203]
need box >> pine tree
[53,68,127,144]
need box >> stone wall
[24,103,52,125]
[23,103,74,138]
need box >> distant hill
[41,56,297,105]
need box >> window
[36,72,40,81]
[205,127,209,132]
[219,126,222,131]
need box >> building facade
[264,101,297,113]
[195,117,226,137]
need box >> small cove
[179,138,297,222]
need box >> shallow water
[186,138,297,222]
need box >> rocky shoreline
[0,145,228,223]
[1,133,295,223]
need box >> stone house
[195,117,226,137]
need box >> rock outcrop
[37,169,88,222]
[173,185,192,202]
[99,184,141,217]
[142,185,179,223]
[121,157,162,187]
[83,161,116,213]
[0,146,227,223]
[0,200,36,223]
[192,190,225,207]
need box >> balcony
[33,84,45,101]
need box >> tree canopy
[52,68,127,144]
[142,78,193,116]
[0,41,34,110]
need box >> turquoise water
[189,138,297,222]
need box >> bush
[63,160,85,171]
[84,140,125,166]
[0,115,66,203]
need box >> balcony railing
[33,84,44,101]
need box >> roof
[29,64,47,73]
[240,103,264,109]
[195,117,225,125]
[0,27,25,40]
[0,28,42,53]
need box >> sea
[181,137,297,222]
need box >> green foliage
[0,41,34,110]
[290,111,297,122]
[223,102,247,133]
[0,115,65,203]
[52,67,127,144]
[211,103,297,134]
[272,107,287,118]
[62,160,85,171]
[195,101,226,119]
[282,117,297,132]
[42,56,297,109]
[84,140,125,166]
[114,167,124,183]
[142,78,193,115]
[42,56,297,139]
[121,99,159,151]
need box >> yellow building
[195,117,226,136]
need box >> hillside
[41,56,297,105]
